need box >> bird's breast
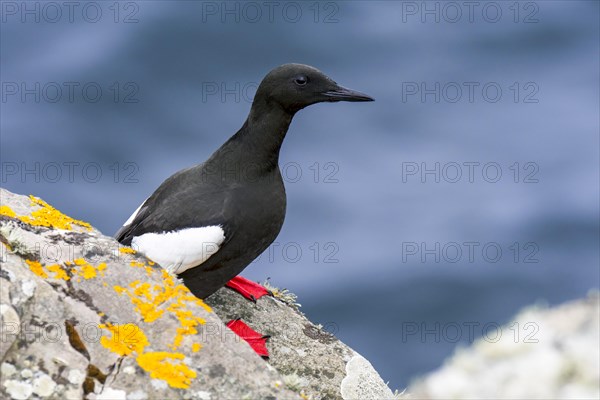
[227,171,286,251]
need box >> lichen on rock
[1,188,300,399]
[1,188,395,399]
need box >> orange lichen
[26,260,48,279]
[17,195,92,231]
[191,343,201,353]
[99,323,149,356]
[136,351,196,389]
[0,205,16,218]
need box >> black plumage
[115,63,373,299]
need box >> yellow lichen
[97,262,107,277]
[99,323,149,356]
[114,285,127,294]
[8,196,209,389]
[0,205,16,218]
[70,258,107,279]
[46,263,70,281]
[112,269,210,350]
[130,261,145,268]
[25,260,75,281]
[99,322,199,389]
[82,264,97,279]
[136,352,196,389]
[17,195,92,231]
[300,390,312,400]
[26,260,48,279]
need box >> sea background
[1,1,598,389]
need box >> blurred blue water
[1,1,598,389]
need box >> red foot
[226,319,270,357]
[225,276,270,301]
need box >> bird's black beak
[322,85,374,102]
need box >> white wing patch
[123,199,147,226]
[131,226,225,275]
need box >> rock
[207,287,395,400]
[0,188,393,399]
[406,292,600,399]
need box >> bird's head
[254,63,374,114]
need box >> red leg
[226,319,269,357]
[225,275,270,301]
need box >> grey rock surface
[207,287,395,400]
[0,188,393,399]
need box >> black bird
[115,64,373,299]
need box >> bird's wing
[114,165,234,274]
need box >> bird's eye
[294,76,308,86]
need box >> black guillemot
[115,63,373,301]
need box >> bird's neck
[216,98,294,172]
